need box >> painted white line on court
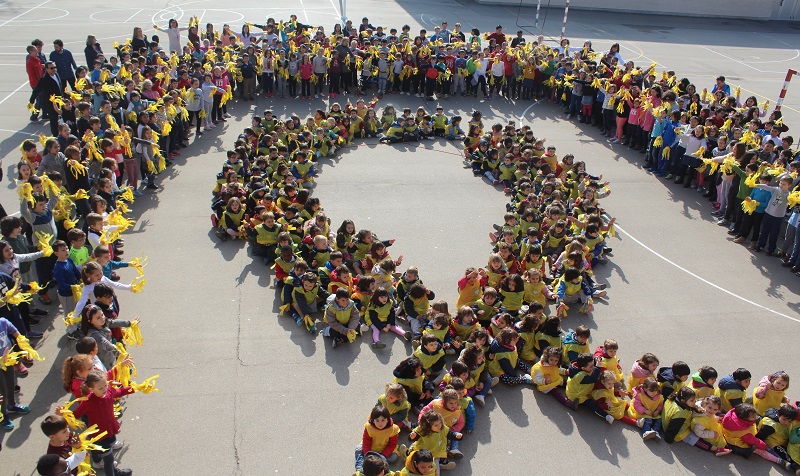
[124,8,144,23]
[0,81,31,106]
[297,0,310,23]
[518,99,543,122]
[612,221,800,324]
[0,128,38,135]
[0,0,52,28]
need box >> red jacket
[26,55,44,88]
[73,385,134,437]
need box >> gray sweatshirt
[755,184,789,217]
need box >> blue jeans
[642,417,662,433]
[789,223,800,264]
[476,372,493,396]
[757,213,783,252]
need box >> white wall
[475,0,776,21]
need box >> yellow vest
[413,346,444,370]
[395,375,424,395]
[488,348,518,377]
[364,422,400,453]
[692,413,727,448]
[566,370,595,404]
[431,399,461,428]
[523,281,546,307]
[757,417,790,448]
[753,386,786,416]
[534,331,562,354]
[517,331,538,362]
[716,387,746,413]
[531,361,563,392]
[723,422,756,448]
[456,280,481,308]
[413,426,450,459]
[627,391,664,420]
[451,320,478,342]
[499,288,524,311]
[378,394,411,418]
[788,421,800,463]
[592,387,626,419]
[599,355,624,382]
[663,399,693,442]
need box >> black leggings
[188,110,202,134]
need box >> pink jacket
[632,387,664,416]
[630,362,652,380]
[639,97,662,132]
[721,409,765,450]
[753,375,773,399]
[419,399,465,432]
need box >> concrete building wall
[475,0,779,21]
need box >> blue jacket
[718,374,745,391]
[749,187,771,214]
[661,120,680,148]
[49,49,78,80]
[53,259,81,297]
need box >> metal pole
[535,0,541,28]
[560,0,570,39]
[775,68,797,112]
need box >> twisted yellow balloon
[17,334,43,361]
[131,277,147,294]
[74,424,109,452]
[61,397,88,429]
[130,374,160,394]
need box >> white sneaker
[223,113,232,118]
[474,395,485,406]
[636,418,645,428]
[490,376,500,387]
[314,94,319,99]
[111,439,124,450]
[642,430,656,440]
[605,414,614,424]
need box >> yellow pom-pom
[741,200,759,215]
[16,334,43,361]
[131,374,160,394]
[131,277,147,294]
[64,311,82,327]
[653,136,663,148]
[662,146,671,159]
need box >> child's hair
[733,402,757,420]
[416,410,445,437]
[385,382,407,401]
[769,371,790,386]
[75,336,97,354]
[639,377,660,393]
[81,261,102,284]
[574,325,590,339]
[669,385,696,402]
[777,403,799,421]
[93,245,111,259]
[732,368,751,381]
[421,333,439,347]
[493,313,513,328]
[448,377,466,392]
[672,361,691,378]
[483,287,498,299]
[450,361,469,378]
[61,353,94,393]
[455,306,475,322]
[66,228,86,244]
[79,304,103,335]
[93,282,114,299]
[638,353,659,368]
[369,405,391,424]
[540,316,561,337]
[496,327,518,346]
[441,388,459,404]
[40,414,68,437]
[600,370,616,383]
[430,312,450,329]
[460,345,484,369]
[603,339,618,351]
[408,283,427,299]
[410,448,434,465]
[698,395,722,411]
[356,275,374,292]
[369,288,389,307]
[575,353,594,369]
[467,328,489,345]
[541,346,562,363]
[37,454,66,476]
[517,313,541,333]
[394,356,422,378]
[84,368,107,391]
[697,365,717,382]
[51,239,68,253]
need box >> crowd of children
[191,14,800,476]
[3,23,181,476]
[9,11,800,476]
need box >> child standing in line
[754,175,792,254]
[61,370,135,476]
